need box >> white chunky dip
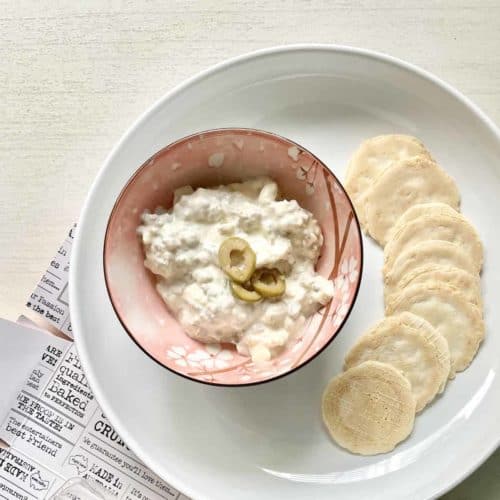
[138,177,334,363]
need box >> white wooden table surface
[1,1,499,497]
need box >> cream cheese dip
[138,177,334,362]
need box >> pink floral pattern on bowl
[104,129,362,386]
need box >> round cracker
[345,135,431,228]
[344,313,450,412]
[383,240,477,301]
[386,283,485,377]
[364,158,460,245]
[322,360,416,455]
[384,208,483,272]
[388,265,482,309]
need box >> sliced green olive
[218,237,256,283]
[251,268,286,298]
[230,281,262,302]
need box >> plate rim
[69,43,500,500]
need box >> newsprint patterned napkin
[0,226,188,500]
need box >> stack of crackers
[322,135,484,455]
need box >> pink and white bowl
[103,128,363,386]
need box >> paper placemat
[0,227,188,500]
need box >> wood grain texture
[0,1,499,496]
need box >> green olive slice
[218,237,256,283]
[251,268,286,298]
[230,281,262,302]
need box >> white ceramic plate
[70,45,500,500]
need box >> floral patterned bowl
[104,128,362,386]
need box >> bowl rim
[103,126,364,387]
